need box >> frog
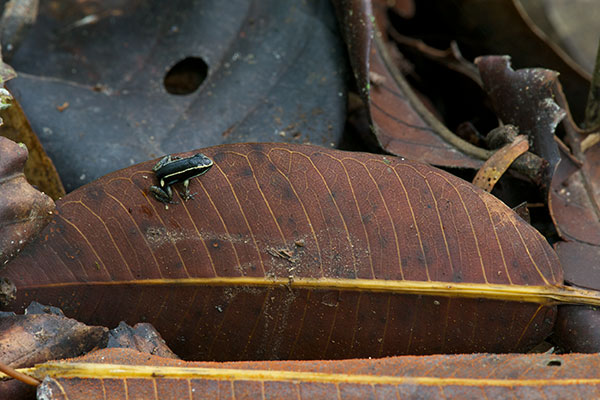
[149,153,213,203]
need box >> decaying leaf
[477,55,566,188]
[0,143,587,361]
[0,302,107,399]
[549,153,598,250]
[107,321,179,360]
[0,302,108,368]
[10,348,600,399]
[0,136,54,266]
[548,92,600,288]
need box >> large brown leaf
[0,143,575,360]
[20,348,600,399]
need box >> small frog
[149,153,213,203]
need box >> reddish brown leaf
[554,304,600,353]
[547,88,600,352]
[548,92,600,291]
[1,143,565,360]
[22,348,600,399]
[0,376,35,400]
[550,146,600,249]
[332,0,486,169]
[368,39,485,168]
[0,136,55,266]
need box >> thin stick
[585,39,600,129]
[0,360,40,386]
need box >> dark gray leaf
[8,0,349,190]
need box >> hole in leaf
[546,360,562,367]
[164,57,208,95]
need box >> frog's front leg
[152,155,172,172]
[180,179,197,201]
[150,184,174,203]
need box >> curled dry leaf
[472,134,529,192]
[0,143,579,361]
[15,347,600,399]
[0,95,65,200]
[0,136,54,266]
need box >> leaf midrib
[19,277,600,306]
